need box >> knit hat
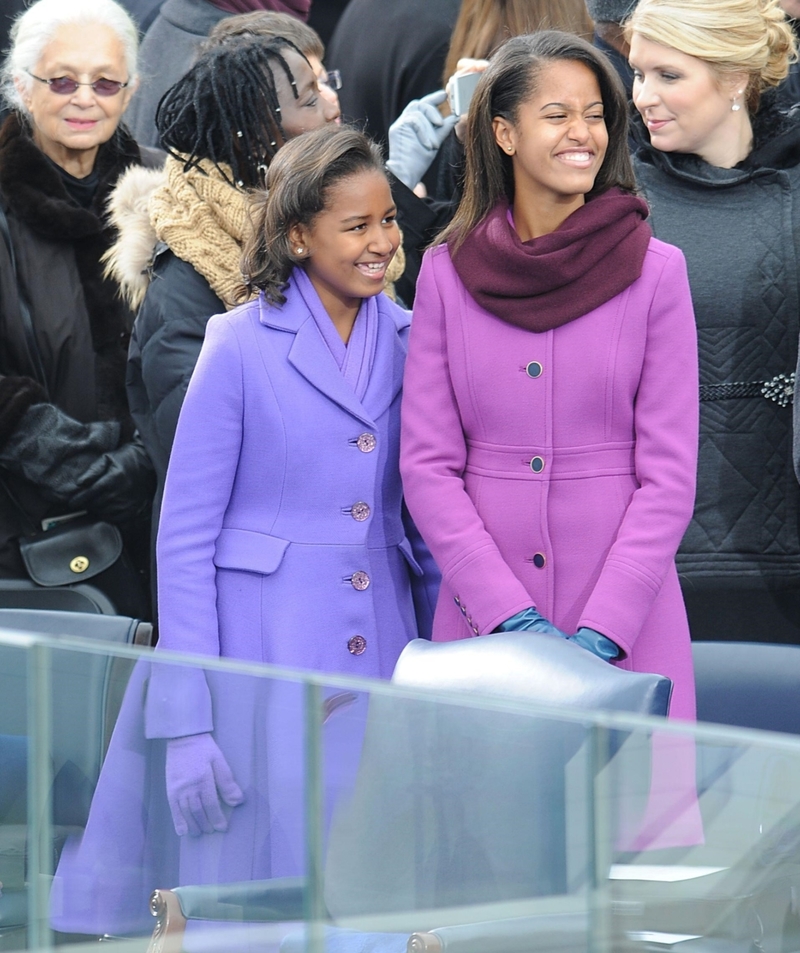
[585,0,639,24]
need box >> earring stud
[296,247,304,254]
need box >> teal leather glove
[494,607,569,639]
[570,627,620,662]
[386,89,458,189]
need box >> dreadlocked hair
[155,35,306,190]
[240,124,386,305]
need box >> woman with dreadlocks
[104,33,340,560]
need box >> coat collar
[257,282,409,427]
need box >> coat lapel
[259,293,376,427]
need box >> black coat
[125,0,227,149]
[390,133,465,305]
[633,95,800,603]
[0,114,155,577]
[126,247,224,510]
[327,0,461,184]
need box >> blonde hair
[625,0,797,110]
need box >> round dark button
[351,571,370,591]
[530,456,545,473]
[348,635,367,656]
[533,552,546,569]
[356,433,376,453]
[526,361,543,378]
[351,502,371,521]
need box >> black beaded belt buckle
[699,372,795,407]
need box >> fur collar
[0,112,142,240]
[103,164,166,310]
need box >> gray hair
[1,0,139,114]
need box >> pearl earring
[731,90,743,112]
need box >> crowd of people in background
[0,0,800,680]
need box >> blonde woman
[627,0,800,643]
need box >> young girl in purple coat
[51,125,437,937]
[400,31,702,849]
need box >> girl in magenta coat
[401,32,700,724]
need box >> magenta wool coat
[400,238,700,719]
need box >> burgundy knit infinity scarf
[206,0,311,19]
[450,188,652,332]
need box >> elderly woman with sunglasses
[0,0,158,605]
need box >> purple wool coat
[50,275,438,936]
[152,277,434,708]
[400,238,700,720]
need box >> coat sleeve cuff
[445,541,535,636]
[578,555,666,659]
[144,660,214,739]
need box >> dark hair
[442,0,593,85]
[202,10,325,60]
[155,35,309,189]
[438,30,636,252]
[240,125,386,305]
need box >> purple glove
[165,732,244,836]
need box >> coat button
[348,635,367,655]
[530,456,545,473]
[526,361,543,378]
[533,552,546,568]
[356,433,376,453]
[350,502,371,521]
[350,571,370,590]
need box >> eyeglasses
[320,69,342,91]
[26,71,129,97]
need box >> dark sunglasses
[26,71,129,97]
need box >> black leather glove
[69,436,155,523]
[0,404,154,522]
[0,403,119,500]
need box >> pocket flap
[398,536,423,577]
[214,528,289,575]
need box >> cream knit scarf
[149,156,249,308]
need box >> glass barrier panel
[1,628,800,953]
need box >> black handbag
[19,516,122,586]
[5,500,149,618]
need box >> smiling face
[629,34,749,166]
[18,21,134,174]
[290,169,400,324]
[492,60,608,228]
[273,47,340,142]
